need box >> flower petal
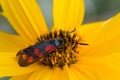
[53,0,84,31]
[0,31,27,52]
[10,73,31,80]
[79,52,120,80]
[51,68,64,80]
[0,0,48,43]
[66,67,81,80]
[71,64,97,80]
[76,21,104,57]
[84,13,120,45]
[76,15,120,79]
[0,52,38,77]
[29,66,53,80]
[77,21,103,41]
[81,36,120,58]
[0,77,10,80]
[51,66,69,80]
[78,13,120,57]
[29,65,75,80]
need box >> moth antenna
[78,43,89,45]
[67,28,76,35]
[69,27,76,33]
[64,27,76,37]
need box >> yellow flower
[0,0,120,80]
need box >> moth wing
[18,54,39,67]
[33,43,55,54]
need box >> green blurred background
[0,0,120,80]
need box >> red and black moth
[17,38,64,67]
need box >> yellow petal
[29,66,72,80]
[51,68,63,80]
[29,66,53,80]
[79,52,120,80]
[71,64,97,80]
[72,63,105,80]
[76,21,103,57]
[53,0,84,31]
[0,0,48,44]
[70,67,92,80]
[0,31,27,52]
[86,13,120,45]
[77,21,103,41]
[50,66,80,80]
[76,15,120,79]
[51,67,69,80]
[0,52,38,77]
[66,67,80,80]
[81,36,120,58]
[78,13,120,57]
[10,73,32,80]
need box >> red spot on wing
[45,45,55,53]
[34,48,39,54]
[34,48,43,58]
[22,54,28,60]
[28,56,33,63]
[37,53,43,58]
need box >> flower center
[37,29,87,68]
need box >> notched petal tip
[0,4,5,16]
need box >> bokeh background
[0,0,120,80]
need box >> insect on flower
[17,28,88,67]
[16,38,64,67]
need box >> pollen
[37,29,88,68]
